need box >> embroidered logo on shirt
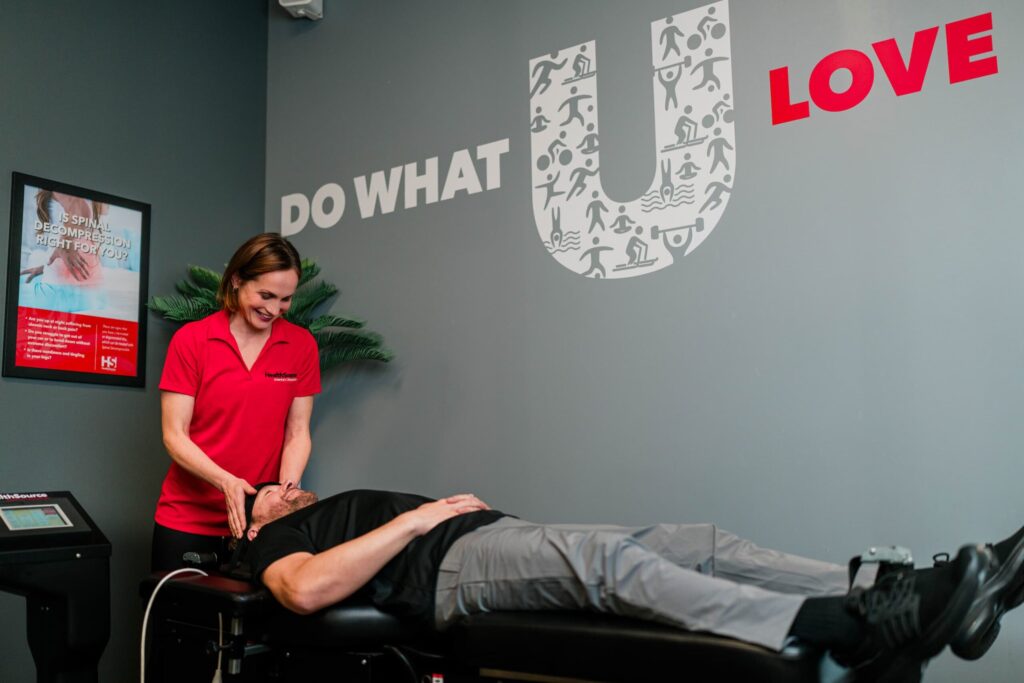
[265,372,298,382]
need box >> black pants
[150,523,233,572]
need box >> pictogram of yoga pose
[559,86,592,127]
[659,17,685,60]
[691,49,729,92]
[700,174,732,212]
[567,159,599,200]
[610,206,637,235]
[531,54,567,98]
[707,128,733,173]
[578,124,599,154]
[586,191,609,233]
[530,107,551,133]
[535,172,563,211]
[677,153,701,180]
[580,238,613,278]
[657,66,682,111]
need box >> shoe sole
[855,545,986,682]
[951,533,1024,660]
[910,544,987,659]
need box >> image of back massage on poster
[18,184,141,320]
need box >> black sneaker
[842,544,987,682]
[948,529,1024,660]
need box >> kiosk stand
[0,491,111,683]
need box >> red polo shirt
[155,310,321,535]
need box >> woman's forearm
[278,395,314,484]
[278,432,311,485]
[162,430,234,492]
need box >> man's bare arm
[261,494,489,614]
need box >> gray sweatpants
[434,517,849,651]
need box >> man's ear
[246,525,260,542]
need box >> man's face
[252,482,318,527]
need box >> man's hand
[404,494,491,536]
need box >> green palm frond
[298,258,320,286]
[308,314,365,333]
[148,295,218,322]
[150,258,391,373]
[317,344,394,369]
[286,280,338,324]
[175,279,217,301]
[315,329,383,349]
[188,265,222,291]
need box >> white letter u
[528,0,736,280]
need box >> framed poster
[3,173,150,387]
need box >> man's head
[244,482,319,541]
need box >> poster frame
[3,172,151,387]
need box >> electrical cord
[141,567,226,683]
[212,612,224,683]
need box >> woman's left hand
[20,266,44,283]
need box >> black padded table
[141,571,827,682]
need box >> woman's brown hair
[218,234,302,311]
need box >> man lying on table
[239,482,1023,682]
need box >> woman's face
[232,269,299,332]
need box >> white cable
[212,612,224,683]
[140,568,208,683]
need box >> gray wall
[0,2,267,681]
[266,1,1024,681]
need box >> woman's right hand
[222,476,258,539]
[48,246,91,281]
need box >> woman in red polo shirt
[151,234,321,570]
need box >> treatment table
[140,569,839,683]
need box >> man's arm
[261,494,489,614]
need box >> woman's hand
[20,266,44,283]
[163,392,261,539]
[404,494,491,536]
[49,246,91,281]
[222,476,258,539]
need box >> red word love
[770,12,999,125]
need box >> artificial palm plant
[149,259,392,370]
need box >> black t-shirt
[247,489,506,624]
